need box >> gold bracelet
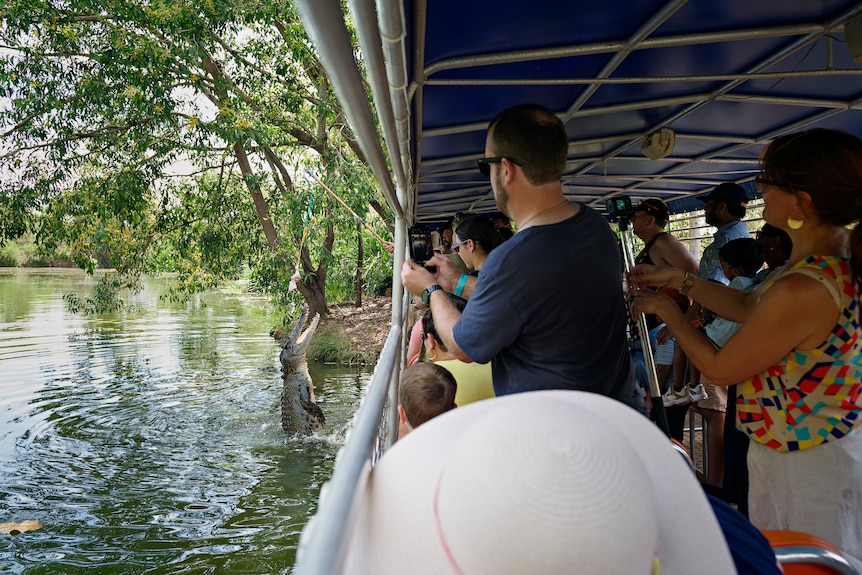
[679,271,696,296]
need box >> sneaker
[688,383,708,402]
[662,386,691,407]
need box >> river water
[0,269,370,574]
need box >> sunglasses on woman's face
[451,240,466,253]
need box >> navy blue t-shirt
[453,203,644,412]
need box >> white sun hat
[342,389,736,575]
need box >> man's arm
[427,253,477,298]
[400,259,473,361]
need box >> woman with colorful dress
[630,128,862,569]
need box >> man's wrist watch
[421,284,442,306]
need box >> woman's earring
[787,217,804,230]
[427,348,437,361]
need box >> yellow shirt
[434,359,495,406]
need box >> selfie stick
[618,216,670,437]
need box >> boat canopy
[299,0,862,223]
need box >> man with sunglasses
[401,103,645,413]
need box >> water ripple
[0,271,369,574]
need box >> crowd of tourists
[348,103,862,574]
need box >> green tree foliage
[0,0,393,319]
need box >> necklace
[517,199,569,231]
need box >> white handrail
[293,326,402,575]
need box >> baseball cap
[700,183,748,207]
[342,390,736,575]
[635,198,670,222]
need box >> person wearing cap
[674,183,753,495]
[698,182,752,283]
[630,198,699,436]
[401,104,644,413]
[660,185,751,437]
[632,198,700,275]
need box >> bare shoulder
[771,268,838,295]
[756,270,841,348]
[760,270,839,312]
[653,232,683,249]
[652,233,698,271]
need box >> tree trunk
[292,280,329,319]
[293,205,334,319]
[203,53,280,254]
[298,277,329,321]
[354,221,363,306]
[233,142,279,252]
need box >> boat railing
[293,323,403,575]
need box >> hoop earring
[427,348,437,361]
[787,217,804,230]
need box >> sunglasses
[451,240,467,253]
[476,156,524,177]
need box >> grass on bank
[306,321,379,366]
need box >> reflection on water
[0,269,369,574]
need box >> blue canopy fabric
[392,0,862,221]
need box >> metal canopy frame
[305,0,862,224]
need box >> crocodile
[280,306,325,434]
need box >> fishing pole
[306,171,389,245]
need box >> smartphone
[408,225,435,266]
